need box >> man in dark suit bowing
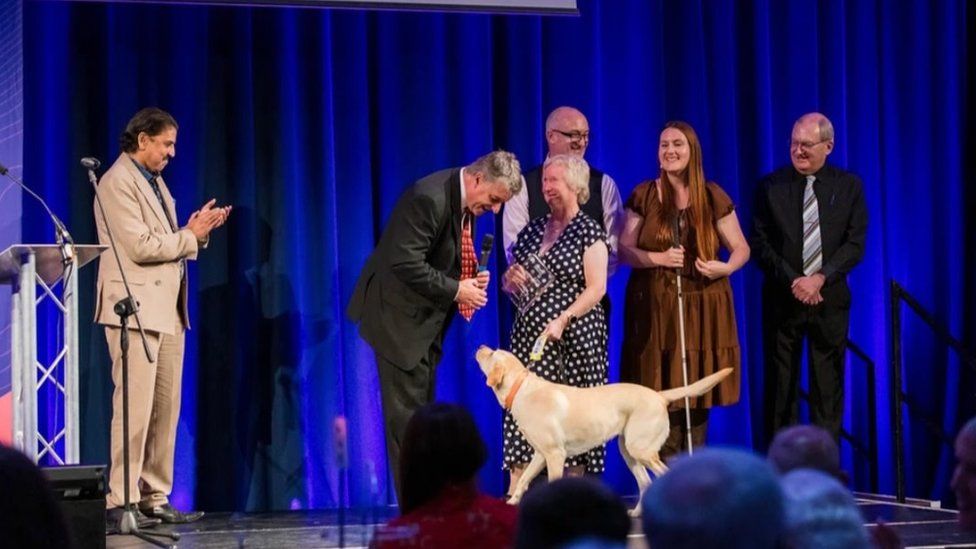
[753,113,867,444]
[347,150,522,496]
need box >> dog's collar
[503,370,529,411]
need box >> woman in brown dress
[619,121,750,456]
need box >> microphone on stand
[478,233,494,272]
[0,161,75,262]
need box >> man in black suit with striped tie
[753,113,868,444]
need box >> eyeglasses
[553,129,590,143]
[790,139,827,152]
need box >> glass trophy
[508,253,555,315]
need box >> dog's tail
[659,368,734,403]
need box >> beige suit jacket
[94,153,201,335]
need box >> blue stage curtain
[21,0,972,510]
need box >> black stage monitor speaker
[43,464,107,549]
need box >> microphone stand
[85,159,177,548]
[673,215,694,455]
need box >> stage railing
[799,338,879,493]
[890,280,976,502]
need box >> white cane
[673,216,694,454]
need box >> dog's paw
[506,495,521,506]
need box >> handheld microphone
[478,233,494,272]
[80,157,101,170]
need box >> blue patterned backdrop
[0,0,23,444]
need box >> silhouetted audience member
[370,403,517,548]
[768,424,845,481]
[641,448,785,549]
[780,468,871,548]
[514,477,630,549]
[953,416,976,532]
[0,444,73,548]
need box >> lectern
[0,244,105,464]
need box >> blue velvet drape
[19,0,973,510]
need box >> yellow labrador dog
[475,345,732,515]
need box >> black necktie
[147,175,185,280]
[147,175,178,233]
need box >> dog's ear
[487,363,505,388]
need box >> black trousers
[375,339,443,503]
[762,282,851,445]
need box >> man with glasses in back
[752,112,867,446]
[503,106,622,272]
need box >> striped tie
[802,175,823,276]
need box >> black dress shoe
[106,506,163,531]
[140,503,205,524]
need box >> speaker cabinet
[43,464,107,549]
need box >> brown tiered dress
[620,180,742,453]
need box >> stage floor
[105,494,974,548]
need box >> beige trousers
[104,321,185,509]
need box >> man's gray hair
[467,150,523,195]
[544,154,590,204]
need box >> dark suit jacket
[347,169,463,370]
[752,164,867,301]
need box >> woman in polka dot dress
[500,154,610,492]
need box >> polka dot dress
[503,213,609,473]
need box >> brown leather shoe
[139,503,205,524]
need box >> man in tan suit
[95,107,230,526]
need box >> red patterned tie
[459,210,477,321]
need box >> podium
[0,244,105,464]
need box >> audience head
[545,107,590,157]
[952,416,976,531]
[790,112,834,175]
[768,424,843,480]
[543,154,591,209]
[0,444,72,548]
[641,447,786,549]
[398,402,487,514]
[780,468,870,549]
[515,477,630,549]
[465,150,523,215]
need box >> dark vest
[525,165,606,224]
